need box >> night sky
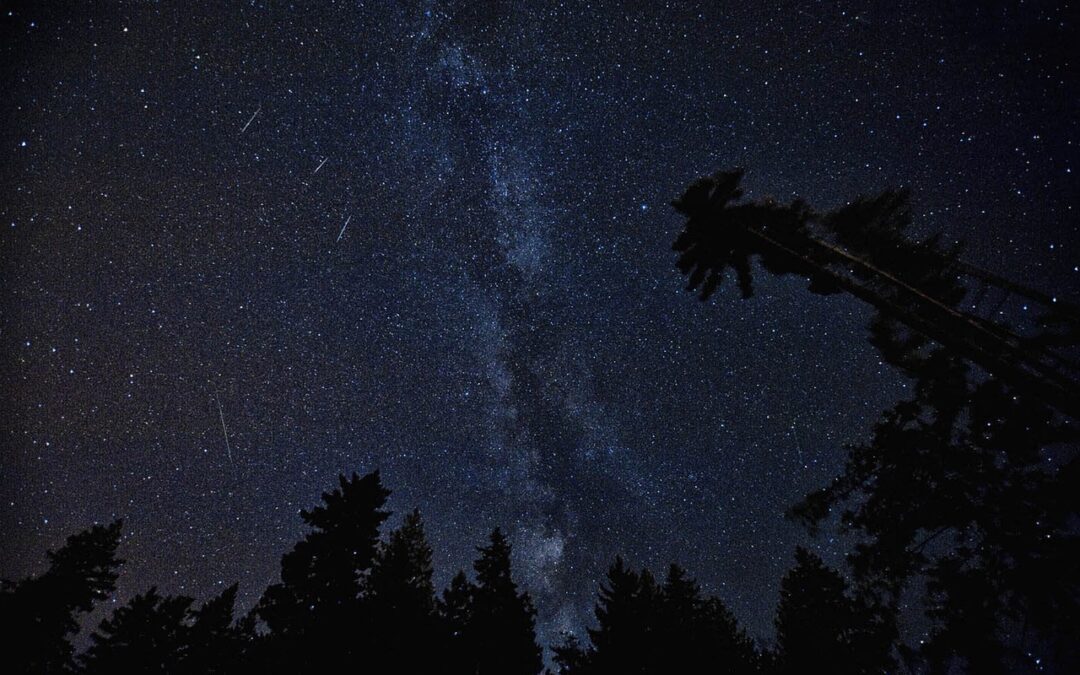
[2,0,1077,654]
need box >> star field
[2,0,1077,652]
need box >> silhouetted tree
[555,557,658,674]
[83,583,249,674]
[183,584,249,673]
[365,509,442,671]
[0,520,123,673]
[773,548,891,675]
[790,360,1079,672]
[253,471,390,670]
[467,528,543,675]
[659,563,759,674]
[671,170,1080,672]
[671,169,1079,416]
[555,558,759,674]
[81,587,193,673]
[440,568,476,672]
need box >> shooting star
[313,156,329,174]
[240,106,261,133]
[337,214,352,242]
[214,393,233,463]
[791,418,805,468]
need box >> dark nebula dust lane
[2,1,1076,649]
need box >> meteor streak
[214,393,233,463]
[240,106,260,133]
[337,215,352,242]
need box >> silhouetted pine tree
[671,169,1079,416]
[554,558,758,674]
[671,170,1080,672]
[468,528,543,675]
[183,584,249,673]
[365,509,442,671]
[773,548,891,675]
[659,564,759,674]
[669,561,764,673]
[593,559,657,671]
[81,587,192,673]
[0,520,123,673]
[439,568,476,673]
[561,557,659,674]
[791,360,1079,672]
[252,471,390,670]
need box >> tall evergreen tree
[574,557,660,674]
[439,568,476,673]
[468,528,543,675]
[0,520,124,673]
[670,169,1080,671]
[183,584,249,673]
[253,471,390,670]
[790,360,1079,671]
[81,587,193,674]
[661,565,758,675]
[365,509,442,671]
[773,548,891,675]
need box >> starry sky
[2,0,1077,653]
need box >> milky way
[2,1,1076,652]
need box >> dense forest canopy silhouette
[4,171,1076,673]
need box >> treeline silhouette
[6,472,901,674]
[5,170,1077,673]
[3,473,542,673]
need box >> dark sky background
[2,0,1077,654]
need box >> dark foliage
[14,460,1070,673]
[449,528,544,675]
[673,169,1080,673]
[6,472,553,674]
[1,520,123,673]
[81,587,191,672]
[439,568,476,671]
[553,558,759,674]
[183,584,248,673]
[672,169,1079,417]
[773,548,892,675]
[251,470,391,671]
[365,509,443,672]
[80,584,247,674]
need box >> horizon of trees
[4,169,1077,673]
[4,471,895,674]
